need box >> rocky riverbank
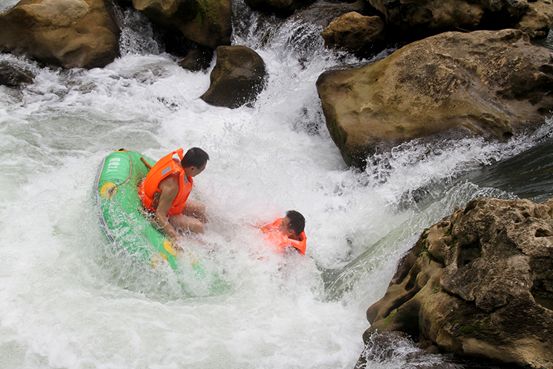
[360,197,553,369]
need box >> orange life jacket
[260,218,307,255]
[138,148,193,216]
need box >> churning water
[0,4,551,369]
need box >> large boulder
[0,0,119,69]
[0,60,34,87]
[322,12,385,55]
[362,197,553,369]
[131,0,231,49]
[201,45,267,109]
[317,29,553,167]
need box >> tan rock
[322,12,384,54]
[316,29,553,167]
[0,0,119,68]
[361,197,553,368]
[516,0,553,39]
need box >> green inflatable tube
[96,149,226,294]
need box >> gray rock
[0,61,34,87]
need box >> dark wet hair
[286,210,305,235]
[181,147,209,168]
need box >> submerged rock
[362,197,553,369]
[0,61,34,87]
[317,29,553,167]
[201,45,267,109]
[0,0,119,69]
[131,0,232,49]
[322,12,384,55]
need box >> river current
[0,3,552,369]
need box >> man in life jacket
[260,210,307,255]
[139,147,209,240]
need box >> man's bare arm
[155,177,180,240]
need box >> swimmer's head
[280,210,305,239]
[182,147,209,177]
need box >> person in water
[260,210,307,255]
[139,147,209,240]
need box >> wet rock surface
[361,196,553,369]
[201,45,267,109]
[0,61,34,87]
[322,12,384,55]
[130,0,232,49]
[179,47,214,72]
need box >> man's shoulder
[159,175,179,190]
